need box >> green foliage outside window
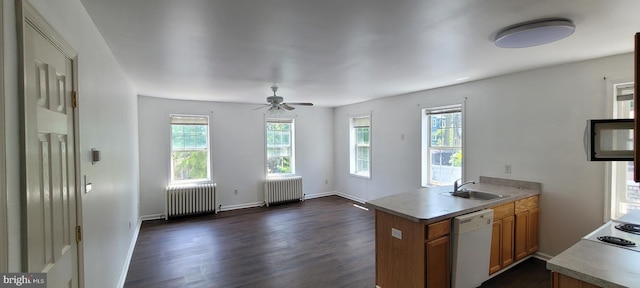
[450,150,462,167]
[355,127,370,173]
[266,121,293,174]
[172,151,208,180]
[426,110,462,186]
[171,123,208,181]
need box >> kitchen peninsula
[367,176,541,288]
[547,211,640,288]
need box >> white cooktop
[582,211,640,253]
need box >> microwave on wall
[586,119,634,161]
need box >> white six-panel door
[20,2,79,287]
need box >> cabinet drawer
[492,202,515,221]
[515,195,539,214]
[427,219,451,241]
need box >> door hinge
[72,91,78,108]
[76,225,82,243]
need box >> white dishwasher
[451,209,494,288]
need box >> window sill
[169,180,213,187]
[267,174,299,179]
[350,173,371,180]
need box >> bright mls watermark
[0,273,46,288]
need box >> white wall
[138,96,334,217]
[335,53,633,257]
[4,0,140,287]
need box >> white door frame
[16,1,83,285]
[0,0,8,273]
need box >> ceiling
[79,0,640,107]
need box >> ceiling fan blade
[284,102,314,106]
[252,104,271,110]
[281,103,295,110]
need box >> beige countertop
[547,211,640,288]
[547,240,639,288]
[366,176,541,224]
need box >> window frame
[607,80,638,220]
[421,104,464,187]
[265,118,296,176]
[349,114,372,179]
[169,114,212,184]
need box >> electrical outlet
[234,189,238,194]
[504,164,512,174]
[391,228,402,239]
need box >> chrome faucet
[453,179,475,193]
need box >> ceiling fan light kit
[495,18,575,48]
[257,86,314,115]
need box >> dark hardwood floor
[124,196,549,288]
[481,258,550,288]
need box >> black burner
[615,223,640,235]
[597,236,636,246]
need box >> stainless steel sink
[441,190,510,201]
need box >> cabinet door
[426,236,450,288]
[501,215,515,267]
[489,221,502,274]
[514,211,528,261]
[527,208,539,254]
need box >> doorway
[17,1,82,287]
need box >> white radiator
[264,176,304,207]
[166,183,217,219]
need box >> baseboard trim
[117,218,142,288]
[140,214,164,221]
[533,251,553,261]
[335,191,366,204]
[304,191,335,200]
[219,201,263,212]
[141,193,366,218]
[217,192,362,212]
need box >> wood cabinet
[375,210,450,288]
[489,202,515,274]
[552,272,600,288]
[515,196,539,261]
[375,194,540,286]
[426,220,450,288]
[490,196,539,274]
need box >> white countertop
[366,180,540,224]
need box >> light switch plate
[391,228,402,239]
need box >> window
[170,115,210,183]
[422,105,463,186]
[350,115,371,178]
[266,119,295,175]
[610,82,639,218]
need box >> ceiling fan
[254,86,313,113]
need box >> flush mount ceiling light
[495,18,575,48]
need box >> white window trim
[349,113,372,179]
[605,78,634,221]
[265,117,296,177]
[169,114,212,185]
[421,103,465,187]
